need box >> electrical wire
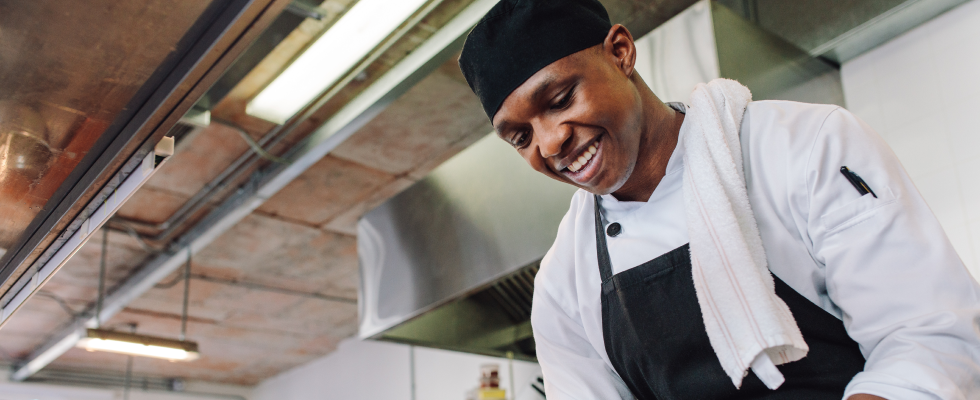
[35,291,84,317]
[153,272,185,289]
[212,118,291,164]
[111,221,165,253]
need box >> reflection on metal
[0,103,55,182]
[808,0,966,63]
[715,0,968,64]
[358,134,576,359]
[0,0,270,307]
[635,0,844,108]
[1,138,173,333]
[0,103,57,251]
[180,107,212,129]
[712,2,846,107]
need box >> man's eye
[514,131,530,148]
[551,86,575,110]
[551,93,571,110]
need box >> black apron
[593,118,866,399]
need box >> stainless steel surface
[375,263,540,360]
[358,133,576,341]
[635,0,845,107]
[715,0,968,64]
[712,2,846,107]
[812,0,967,63]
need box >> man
[458,0,980,399]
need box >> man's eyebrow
[530,75,559,102]
[495,120,514,136]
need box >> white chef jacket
[531,100,980,400]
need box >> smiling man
[457,0,980,399]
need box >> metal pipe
[96,228,108,328]
[180,248,191,341]
[192,274,356,304]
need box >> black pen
[840,166,877,198]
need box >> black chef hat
[458,0,612,121]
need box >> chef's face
[492,25,642,195]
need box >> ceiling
[0,0,698,387]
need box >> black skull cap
[458,0,612,121]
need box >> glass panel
[0,0,217,255]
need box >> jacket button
[606,222,622,237]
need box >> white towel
[682,79,809,390]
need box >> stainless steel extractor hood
[358,134,575,359]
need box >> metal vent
[485,263,538,323]
[374,261,541,360]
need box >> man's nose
[537,121,573,160]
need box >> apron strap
[593,101,683,295]
[593,195,615,294]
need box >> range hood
[357,0,955,359]
[358,134,575,360]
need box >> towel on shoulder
[683,78,809,390]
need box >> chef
[457,0,980,399]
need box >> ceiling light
[76,329,200,362]
[246,0,429,124]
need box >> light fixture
[76,329,200,361]
[246,0,429,124]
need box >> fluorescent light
[76,329,200,362]
[246,0,429,124]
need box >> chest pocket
[820,186,897,234]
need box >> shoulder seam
[803,106,844,218]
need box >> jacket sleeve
[804,108,980,399]
[531,252,634,400]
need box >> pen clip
[840,166,877,198]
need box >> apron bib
[593,192,865,399]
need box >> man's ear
[603,24,636,78]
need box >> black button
[606,222,622,237]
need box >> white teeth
[567,142,599,173]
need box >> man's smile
[560,135,602,184]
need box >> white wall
[251,338,542,400]
[841,0,980,278]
